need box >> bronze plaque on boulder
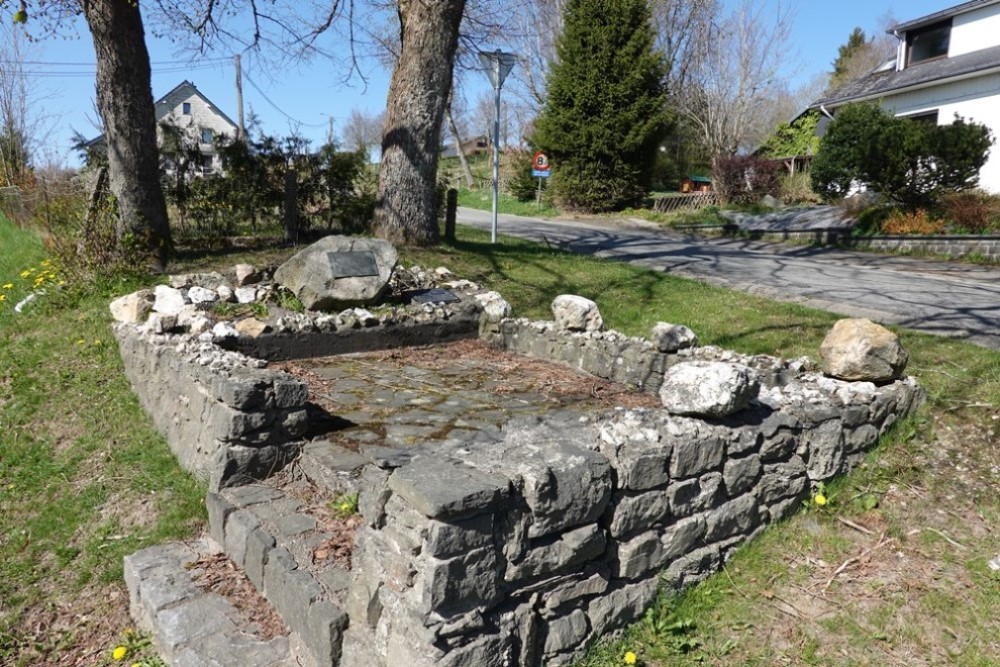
[328,251,379,278]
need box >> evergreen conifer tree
[533,0,668,212]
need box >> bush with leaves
[712,155,782,206]
[938,190,1000,234]
[811,102,993,210]
[502,149,542,203]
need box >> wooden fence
[652,192,719,213]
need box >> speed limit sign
[532,151,551,178]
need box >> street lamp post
[478,49,516,244]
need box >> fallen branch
[823,532,892,591]
[837,516,875,536]
[923,527,968,551]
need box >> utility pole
[234,54,246,142]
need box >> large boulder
[820,318,908,383]
[659,361,760,417]
[274,236,398,311]
[552,295,604,332]
[650,322,698,353]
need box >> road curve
[457,207,1000,350]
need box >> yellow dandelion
[339,503,351,512]
[93,339,103,346]
[624,650,638,665]
[2,283,12,289]
[0,294,6,302]
[814,493,827,507]
[19,269,31,277]
[112,645,128,660]
[41,259,50,266]
[75,339,86,346]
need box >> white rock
[109,290,153,324]
[234,287,257,304]
[188,316,214,336]
[153,285,188,316]
[146,312,178,334]
[820,318,909,383]
[187,286,218,305]
[475,291,512,322]
[216,285,235,303]
[353,308,379,327]
[650,322,698,353]
[659,361,760,417]
[552,294,603,332]
[234,263,258,286]
[434,266,453,277]
[212,322,239,339]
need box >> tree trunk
[373,0,465,246]
[80,0,171,271]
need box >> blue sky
[21,0,954,167]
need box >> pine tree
[829,27,871,92]
[533,0,668,212]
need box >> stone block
[271,373,309,408]
[587,579,658,639]
[223,509,261,568]
[306,600,349,666]
[662,544,720,591]
[419,546,501,614]
[244,527,275,591]
[542,569,610,615]
[821,318,908,382]
[212,370,270,410]
[263,546,323,631]
[760,430,797,461]
[155,595,238,652]
[506,524,606,581]
[704,493,760,542]
[544,610,589,655]
[661,515,707,561]
[606,489,671,539]
[389,457,508,520]
[844,424,879,453]
[668,472,722,518]
[803,419,845,481]
[110,290,153,323]
[613,530,666,580]
[650,322,698,353]
[668,419,725,479]
[493,434,612,539]
[659,361,760,417]
[758,458,808,506]
[205,492,235,547]
[552,294,604,332]
[424,513,494,559]
[727,427,762,456]
[598,412,672,491]
[723,454,762,497]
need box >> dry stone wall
[341,370,921,666]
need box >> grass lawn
[2,217,999,665]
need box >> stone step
[208,478,356,667]
[124,538,295,667]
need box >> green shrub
[811,102,993,210]
[780,172,820,205]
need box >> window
[904,110,939,125]
[182,102,192,114]
[906,20,951,65]
[200,128,213,143]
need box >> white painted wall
[880,71,1000,192]
[950,3,1000,57]
[155,84,237,174]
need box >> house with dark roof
[812,0,1000,191]
[88,81,239,175]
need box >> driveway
[457,207,1000,350]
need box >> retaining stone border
[340,372,922,666]
[114,273,495,490]
[124,539,294,667]
[847,234,1000,260]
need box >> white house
[88,80,239,175]
[812,0,1000,191]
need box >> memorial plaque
[327,251,379,279]
[410,288,461,304]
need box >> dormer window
[906,20,951,66]
[182,102,192,114]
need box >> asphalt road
[457,207,1000,350]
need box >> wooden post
[445,188,458,242]
[284,162,298,244]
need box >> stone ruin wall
[111,261,923,666]
[339,326,922,666]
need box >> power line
[242,71,328,128]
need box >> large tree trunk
[80,0,171,271]
[373,0,465,246]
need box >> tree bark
[373,0,465,246]
[80,0,171,271]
